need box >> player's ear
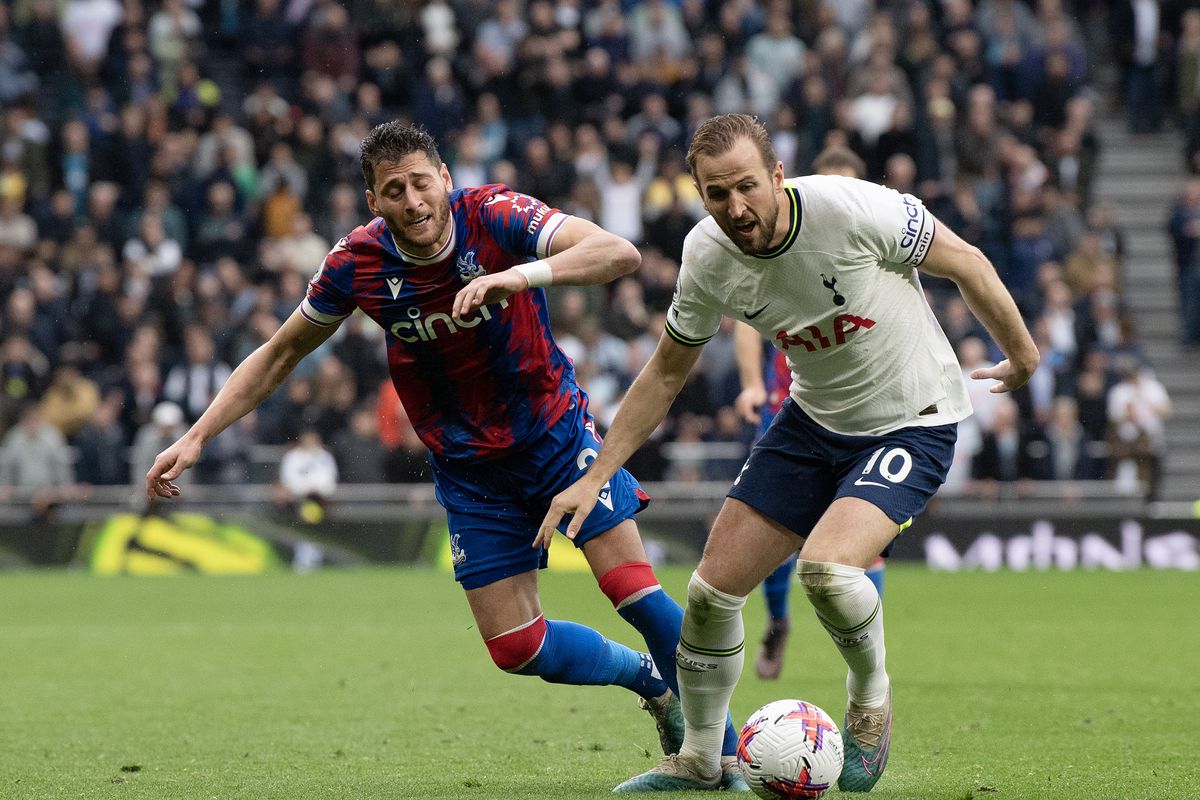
[772,161,784,189]
[440,162,453,192]
[365,189,379,216]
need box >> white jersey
[666,174,972,436]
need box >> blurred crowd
[0,0,1185,509]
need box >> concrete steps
[1094,116,1200,501]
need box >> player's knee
[797,559,855,601]
[685,570,747,621]
[598,561,660,609]
[484,615,547,674]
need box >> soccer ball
[736,699,844,799]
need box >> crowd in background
[0,0,1186,509]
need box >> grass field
[0,565,1196,800]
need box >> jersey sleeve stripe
[664,317,714,347]
[300,298,351,327]
[535,211,569,258]
[912,215,931,266]
[909,214,935,266]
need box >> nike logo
[744,304,769,319]
[853,477,889,489]
[859,716,891,775]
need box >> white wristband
[514,260,553,288]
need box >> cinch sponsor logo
[899,195,923,250]
[389,298,510,343]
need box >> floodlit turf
[0,565,1195,799]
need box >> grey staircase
[1092,117,1200,502]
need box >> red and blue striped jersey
[766,349,790,416]
[301,184,577,460]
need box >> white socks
[797,559,889,708]
[676,571,746,773]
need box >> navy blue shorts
[727,399,956,550]
[430,396,649,590]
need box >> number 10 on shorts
[855,447,913,488]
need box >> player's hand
[734,384,767,425]
[145,435,202,499]
[452,270,529,320]
[535,480,602,550]
[971,357,1037,394]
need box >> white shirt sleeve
[664,232,723,347]
[854,182,935,267]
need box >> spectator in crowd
[1029,395,1107,482]
[0,402,75,501]
[0,194,37,252]
[163,325,232,424]
[279,427,338,503]
[1111,0,1165,134]
[123,212,183,279]
[1,334,50,430]
[1107,358,1172,499]
[73,390,127,485]
[331,404,389,484]
[1167,179,1200,346]
[971,396,1039,497]
[39,363,100,439]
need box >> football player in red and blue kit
[145,122,745,791]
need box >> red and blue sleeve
[299,237,357,326]
[474,187,570,260]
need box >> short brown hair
[685,114,776,177]
[360,121,442,190]
[811,145,867,179]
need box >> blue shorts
[430,396,649,590]
[728,399,956,552]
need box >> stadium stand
[0,0,1196,517]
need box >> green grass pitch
[0,565,1195,799]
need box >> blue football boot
[838,686,892,792]
[612,754,721,793]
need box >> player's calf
[485,613,668,698]
[599,560,683,691]
[797,560,889,708]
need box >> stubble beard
[387,192,452,254]
[723,195,780,256]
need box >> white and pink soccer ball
[736,699,844,799]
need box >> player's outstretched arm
[536,332,702,547]
[145,309,342,499]
[918,217,1040,393]
[452,217,640,319]
[733,321,767,424]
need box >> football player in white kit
[538,114,1039,793]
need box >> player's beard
[719,194,780,256]
[387,191,452,255]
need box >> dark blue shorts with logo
[430,395,649,590]
[728,399,957,550]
